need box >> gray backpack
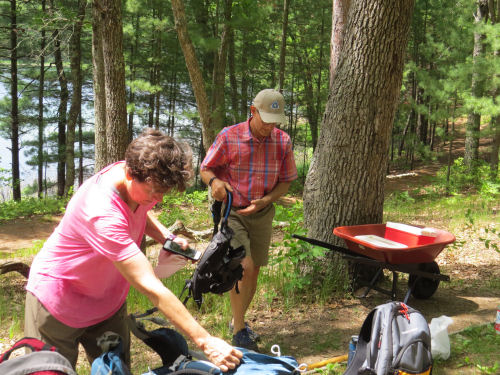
[344,302,432,375]
[0,337,76,375]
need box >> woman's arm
[114,253,242,371]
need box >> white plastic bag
[154,250,188,278]
[429,315,454,360]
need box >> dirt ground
[0,175,498,367]
[0,123,498,366]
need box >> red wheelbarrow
[293,222,456,303]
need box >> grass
[0,187,498,374]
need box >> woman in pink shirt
[25,128,242,372]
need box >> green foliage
[269,202,330,302]
[441,324,500,374]
[436,157,500,197]
[157,189,210,228]
[0,197,67,222]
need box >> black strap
[211,191,232,236]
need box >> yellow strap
[397,367,432,375]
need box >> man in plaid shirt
[200,89,297,350]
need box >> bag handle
[211,190,232,236]
[0,337,56,363]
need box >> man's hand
[200,336,243,372]
[211,178,233,202]
[236,197,269,216]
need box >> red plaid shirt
[201,119,297,207]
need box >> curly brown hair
[125,128,194,192]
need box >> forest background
[0,0,499,374]
[0,0,498,202]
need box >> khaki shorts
[228,203,275,266]
[24,292,130,369]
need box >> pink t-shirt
[26,161,156,328]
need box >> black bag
[0,337,76,375]
[129,309,303,375]
[181,191,245,307]
[128,308,189,368]
[344,301,432,375]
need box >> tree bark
[52,27,68,197]
[488,0,499,178]
[464,1,488,168]
[330,0,351,87]
[211,0,233,134]
[304,0,414,250]
[228,27,238,123]
[65,0,86,194]
[37,0,46,198]
[171,0,212,151]
[92,0,107,172]
[278,0,291,92]
[100,0,129,163]
[10,0,21,201]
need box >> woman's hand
[172,236,189,250]
[200,336,243,372]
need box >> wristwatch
[208,176,217,187]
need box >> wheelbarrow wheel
[408,261,440,299]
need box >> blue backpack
[128,309,303,375]
[142,348,302,375]
[91,332,132,375]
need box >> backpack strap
[211,191,233,236]
[0,337,57,363]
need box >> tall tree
[278,0,290,92]
[65,0,86,194]
[37,0,47,197]
[10,0,21,201]
[303,0,414,270]
[93,0,128,167]
[92,0,107,172]
[101,0,128,162]
[171,0,234,151]
[464,0,488,168]
[488,0,499,178]
[48,0,69,197]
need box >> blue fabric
[146,348,300,375]
[91,342,132,375]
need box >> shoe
[228,321,260,342]
[232,328,259,352]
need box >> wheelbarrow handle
[292,234,354,256]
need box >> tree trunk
[304,0,414,249]
[211,0,232,134]
[464,1,488,168]
[314,5,327,150]
[53,27,68,197]
[37,0,46,198]
[488,0,499,179]
[127,14,140,142]
[92,0,107,172]
[65,0,86,195]
[278,0,291,92]
[330,0,351,87]
[228,27,238,123]
[78,113,84,186]
[100,0,129,163]
[171,0,212,151]
[10,0,21,201]
[240,34,250,119]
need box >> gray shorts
[228,203,275,266]
[24,292,130,369]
